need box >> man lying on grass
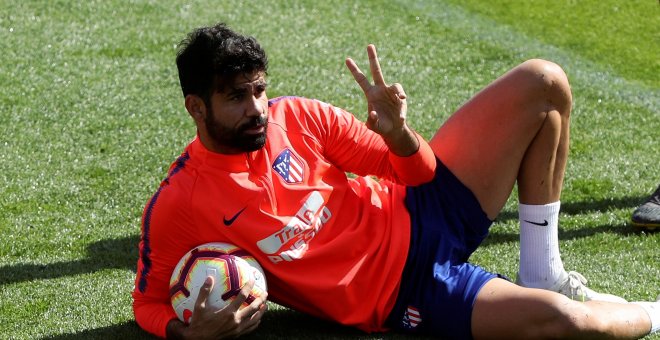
[133,23,660,339]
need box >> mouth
[243,124,266,135]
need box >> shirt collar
[188,135,253,172]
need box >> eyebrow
[226,79,268,95]
[226,86,248,97]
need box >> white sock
[633,301,660,334]
[518,201,565,289]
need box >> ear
[184,95,207,124]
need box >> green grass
[442,0,660,89]
[0,0,658,339]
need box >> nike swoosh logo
[223,207,246,226]
[524,219,549,226]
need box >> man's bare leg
[429,58,569,217]
[471,278,652,339]
[429,59,623,302]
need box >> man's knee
[517,59,573,115]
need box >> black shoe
[631,184,660,230]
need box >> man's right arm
[134,223,267,339]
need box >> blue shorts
[385,159,501,339]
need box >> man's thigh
[430,60,565,218]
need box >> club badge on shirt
[402,305,422,329]
[272,148,304,184]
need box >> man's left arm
[344,44,436,184]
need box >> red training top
[132,96,436,338]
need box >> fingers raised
[346,57,371,93]
[346,44,388,93]
[367,44,386,86]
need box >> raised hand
[346,44,408,136]
[346,45,418,156]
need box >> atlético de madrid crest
[402,305,421,329]
[272,148,304,184]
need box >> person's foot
[517,271,628,303]
[548,271,628,303]
[632,184,660,230]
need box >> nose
[245,95,264,118]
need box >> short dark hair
[175,23,268,101]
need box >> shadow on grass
[478,194,657,248]
[2,195,654,286]
[0,235,139,285]
[246,307,434,340]
[479,221,649,248]
[41,321,156,340]
[42,309,433,340]
[16,195,656,339]
[494,194,649,223]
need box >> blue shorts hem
[386,158,499,339]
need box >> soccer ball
[169,242,267,324]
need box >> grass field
[0,0,658,339]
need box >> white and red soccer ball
[169,242,267,324]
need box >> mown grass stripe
[401,0,659,112]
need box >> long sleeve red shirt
[132,96,436,337]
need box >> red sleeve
[132,187,182,338]
[310,99,436,185]
[387,131,437,185]
[132,160,197,338]
[132,289,177,338]
[133,225,179,338]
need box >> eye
[229,93,244,101]
[255,84,267,96]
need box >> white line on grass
[400,0,659,113]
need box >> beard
[205,112,268,153]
